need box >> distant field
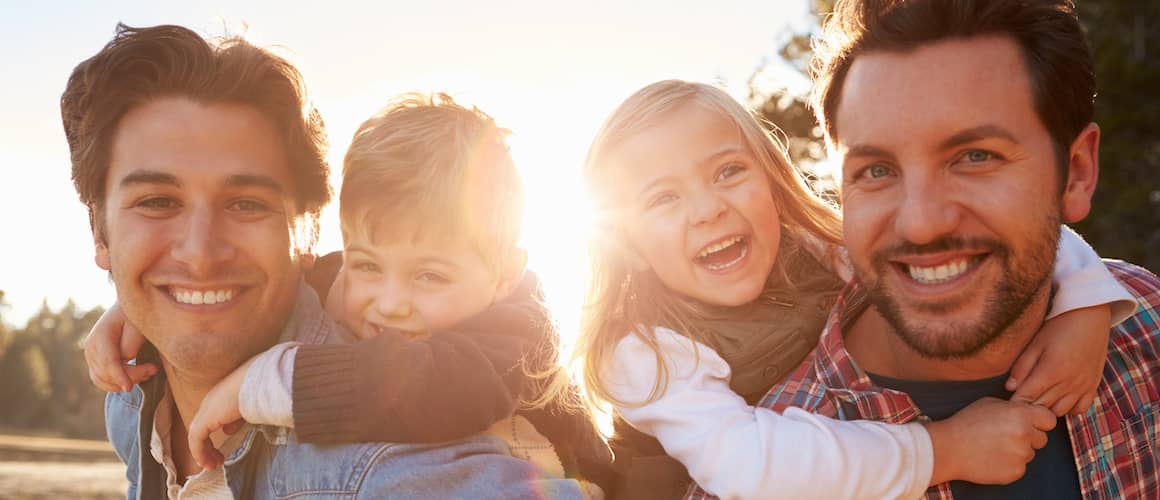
[0,434,127,499]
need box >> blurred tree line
[753,0,1159,271]
[0,290,107,440]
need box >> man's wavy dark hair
[60,23,332,248]
[813,0,1095,182]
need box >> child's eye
[715,163,746,182]
[350,261,381,274]
[646,192,678,209]
[644,191,677,208]
[416,271,450,284]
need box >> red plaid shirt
[687,261,1160,499]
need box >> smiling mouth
[168,287,238,305]
[900,256,986,285]
[695,235,749,271]
[369,323,430,341]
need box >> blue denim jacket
[105,282,589,499]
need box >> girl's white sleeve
[606,329,931,500]
[239,341,301,428]
[1051,225,1137,326]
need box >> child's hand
[1006,305,1110,416]
[83,302,156,392]
[188,357,254,471]
[925,397,1056,486]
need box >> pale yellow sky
[0,0,811,342]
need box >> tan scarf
[692,236,845,404]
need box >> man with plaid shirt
[744,1,1160,499]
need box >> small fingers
[1029,428,1049,450]
[1024,403,1058,431]
[194,440,224,471]
[189,422,217,471]
[1010,369,1052,404]
[223,420,245,435]
[119,321,147,361]
[124,364,158,385]
[1031,384,1068,417]
[1007,344,1043,392]
[1048,393,1079,418]
[99,364,133,393]
[88,367,123,393]
[1069,390,1098,415]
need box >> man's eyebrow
[941,125,1019,150]
[843,144,896,161]
[118,170,180,188]
[224,174,286,193]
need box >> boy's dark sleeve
[292,266,550,444]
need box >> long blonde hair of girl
[573,80,844,413]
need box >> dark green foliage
[1072,1,1160,271]
[0,297,107,439]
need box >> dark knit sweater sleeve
[293,266,550,444]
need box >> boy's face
[339,224,520,339]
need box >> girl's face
[607,103,781,307]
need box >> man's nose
[689,189,728,226]
[893,171,961,245]
[170,204,235,277]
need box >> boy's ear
[495,248,529,299]
[1061,123,1100,224]
[94,235,110,271]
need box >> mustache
[872,236,1008,263]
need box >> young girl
[572,80,1136,499]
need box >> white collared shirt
[149,388,243,500]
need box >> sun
[314,78,630,363]
[507,124,599,362]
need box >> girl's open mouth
[695,235,749,272]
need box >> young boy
[85,93,613,496]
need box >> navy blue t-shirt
[867,373,1081,499]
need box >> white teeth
[908,259,971,285]
[703,244,749,271]
[698,236,744,258]
[172,288,236,305]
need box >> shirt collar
[812,281,925,423]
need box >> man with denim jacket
[63,23,589,499]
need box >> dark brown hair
[813,0,1095,174]
[60,23,331,248]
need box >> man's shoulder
[1105,260,1160,306]
[1103,260,1160,343]
[104,390,142,472]
[1097,260,1160,412]
[266,433,586,499]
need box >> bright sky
[0,0,812,347]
